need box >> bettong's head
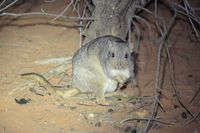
[104,40,134,83]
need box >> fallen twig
[0,0,18,12]
[121,117,175,126]
[144,3,178,133]
[0,11,94,21]
[50,0,75,22]
[187,109,200,124]
[34,57,72,65]
[190,87,200,103]
[0,0,7,7]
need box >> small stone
[58,103,65,108]
[124,126,131,132]
[87,113,96,120]
[15,98,30,105]
[118,98,122,101]
[108,108,114,113]
[188,74,193,78]
[181,112,187,119]
[174,104,179,109]
[70,106,77,110]
[95,122,101,127]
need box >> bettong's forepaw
[96,97,111,106]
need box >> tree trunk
[83,0,152,43]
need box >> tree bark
[83,0,152,43]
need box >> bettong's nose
[117,61,125,69]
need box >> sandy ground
[0,0,200,133]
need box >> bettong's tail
[20,72,71,89]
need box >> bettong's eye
[125,53,128,59]
[111,52,115,58]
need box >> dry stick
[154,0,162,35]
[55,60,72,84]
[128,7,155,90]
[73,0,79,12]
[166,41,199,124]
[82,0,87,18]
[0,12,94,21]
[132,20,141,53]
[183,0,200,19]
[43,62,71,79]
[134,15,154,44]
[79,13,83,47]
[177,10,200,24]
[144,6,177,133]
[0,0,7,7]
[165,41,195,118]
[128,18,137,91]
[143,1,162,132]
[41,58,72,86]
[73,0,84,47]
[143,80,154,90]
[186,0,200,23]
[183,0,199,39]
[145,5,198,130]
[128,3,167,132]
[128,18,132,49]
[83,0,94,36]
[44,0,57,3]
[131,5,155,43]
[143,44,160,133]
[50,0,75,22]
[84,0,90,13]
[2,127,6,133]
[190,87,200,103]
[120,117,175,126]
[187,109,200,124]
[57,72,71,84]
[135,5,155,15]
[162,8,197,124]
[173,3,200,25]
[0,0,18,12]
[164,7,196,119]
[130,20,140,92]
[134,101,153,111]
